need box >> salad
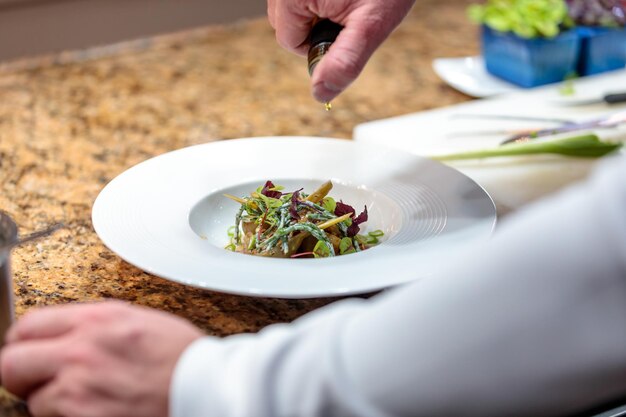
[224,180,383,258]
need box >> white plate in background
[92,137,496,298]
[432,56,522,98]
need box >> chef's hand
[0,301,203,417]
[268,0,415,102]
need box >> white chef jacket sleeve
[171,155,626,417]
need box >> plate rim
[432,55,522,98]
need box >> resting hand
[267,0,416,102]
[0,301,203,417]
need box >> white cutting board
[353,69,626,215]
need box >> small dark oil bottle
[307,19,343,111]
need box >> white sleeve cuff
[170,336,234,417]
[169,299,368,417]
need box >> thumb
[310,25,377,102]
[310,6,412,102]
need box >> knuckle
[78,307,109,323]
[57,371,90,403]
[57,396,90,417]
[115,323,145,346]
[360,14,386,37]
[274,30,292,50]
[27,387,56,417]
[98,299,129,311]
[345,9,390,46]
[291,0,310,12]
[80,301,128,323]
[30,371,93,417]
[62,344,97,367]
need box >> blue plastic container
[576,26,626,76]
[481,25,580,88]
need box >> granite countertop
[0,0,476,413]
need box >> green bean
[233,205,245,243]
[261,222,335,256]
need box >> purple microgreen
[289,188,303,220]
[354,206,368,224]
[261,181,282,199]
[347,206,368,237]
[334,201,355,217]
[334,201,369,236]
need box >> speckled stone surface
[0,0,476,413]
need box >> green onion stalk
[432,134,623,161]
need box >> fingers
[6,308,79,344]
[6,301,129,343]
[1,301,130,399]
[273,0,317,56]
[0,300,187,417]
[0,339,65,399]
[27,382,63,417]
[310,10,403,102]
[310,27,371,102]
[27,369,101,417]
[26,367,144,417]
[267,0,276,29]
[268,0,416,102]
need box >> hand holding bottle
[267,0,416,102]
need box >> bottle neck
[307,41,333,76]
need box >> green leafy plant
[468,0,575,38]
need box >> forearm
[171,300,370,417]
[343,157,626,416]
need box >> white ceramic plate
[432,56,521,98]
[92,137,496,298]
